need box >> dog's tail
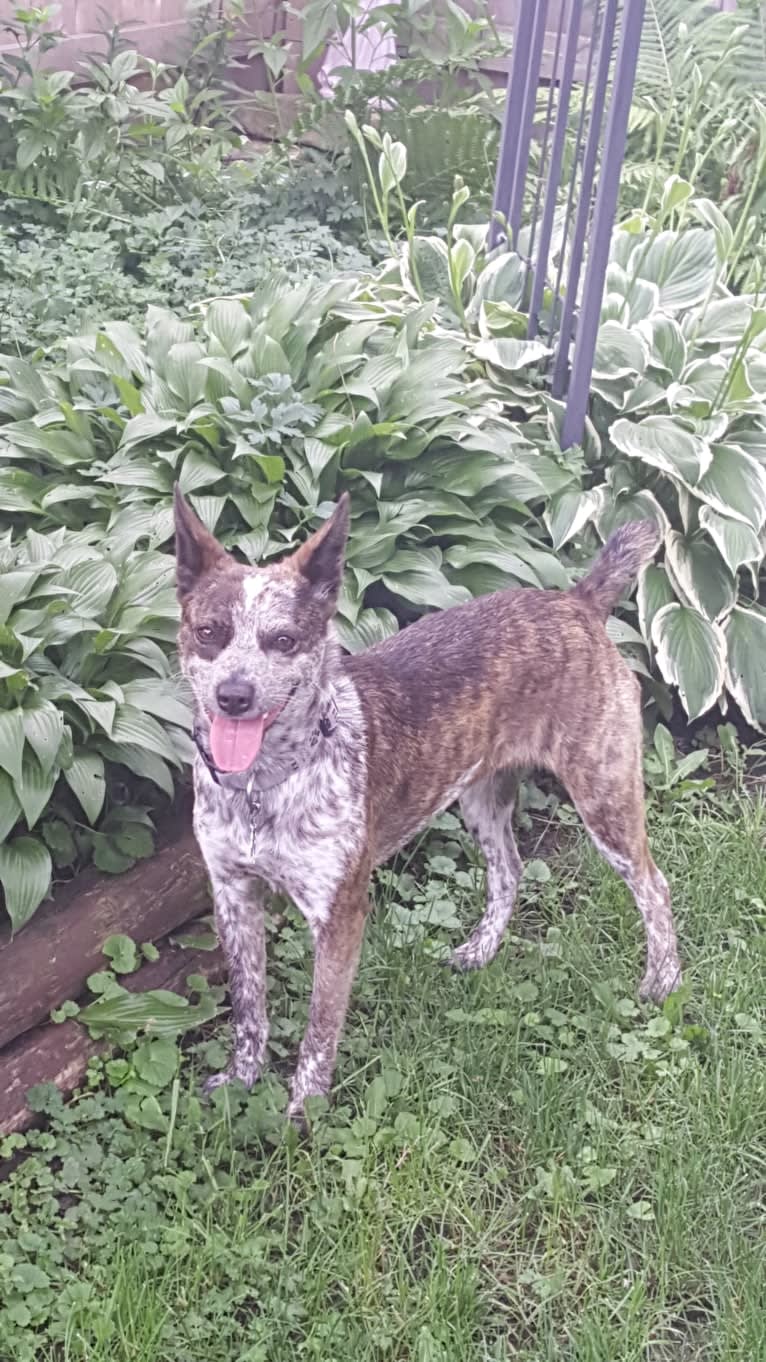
[571,521,660,621]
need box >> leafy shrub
[0,199,369,356]
[0,524,190,928]
[560,184,766,726]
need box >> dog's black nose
[216,678,254,717]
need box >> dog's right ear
[173,485,227,600]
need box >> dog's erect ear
[292,493,350,602]
[173,485,227,600]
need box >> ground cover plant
[1,775,764,1361]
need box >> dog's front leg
[204,866,269,1094]
[287,873,369,1123]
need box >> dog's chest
[194,747,365,931]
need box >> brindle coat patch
[174,488,682,1121]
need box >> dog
[174,487,682,1120]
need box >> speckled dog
[174,487,681,1121]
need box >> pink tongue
[210,714,266,773]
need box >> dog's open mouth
[209,706,283,773]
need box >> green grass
[2,796,765,1362]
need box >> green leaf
[698,507,762,576]
[0,836,52,931]
[64,751,106,824]
[637,563,676,648]
[610,415,711,485]
[111,705,181,766]
[546,488,602,551]
[379,139,407,195]
[695,444,766,530]
[664,531,736,621]
[723,606,766,730]
[382,568,471,610]
[103,933,139,974]
[651,603,726,720]
[0,769,22,842]
[165,341,208,408]
[119,679,191,729]
[628,227,716,310]
[14,751,58,830]
[0,708,25,783]
[474,337,549,373]
[203,299,250,357]
[593,321,648,378]
[22,701,65,775]
[133,1038,179,1089]
[62,558,119,618]
[408,236,452,301]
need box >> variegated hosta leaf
[610,415,712,486]
[723,606,766,731]
[651,602,726,720]
[664,531,736,622]
[697,507,762,577]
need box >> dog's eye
[274,633,296,654]
[195,625,216,644]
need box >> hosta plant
[551,181,766,727]
[0,263,573,653]
[0,526,191,930]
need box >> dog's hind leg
[569,767,682,1004]
[451,768,522,972]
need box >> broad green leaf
[62,558,118,618]
[651,603,726,720]
[0,835,52,931]
[119,412,177,450]
[628,228,716,311]
[698,506,762,576]
[98,740,175,797]
[695,444,766,530]
[165,342,208,408]
[382,568,471,610]
[0,769,22,842]
[335,607,399,654]
[469,252,525,313]
[650,316,686,379]
[597,488,669,540]
[474,337,549,373]
[111,706,181,766]
[21,701,65,774]
[664,531,736,621]
[0,708,25,783]
[723,606,766,729]
[133,1037,180,1088]
[408,236,451,302]
[14,751,58,829]
[64,751,106,824]
[546,488,603,550]
[203,299,250,357]
[593,321,648,378]
[120,679,192,729]
[610,415,711,486]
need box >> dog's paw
[639,957,682,1004]
[202,1062,261,1097]
[449,934,496,973]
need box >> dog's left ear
[173,484,227,600]
[292,493,350,602]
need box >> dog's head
[173,487,350,773]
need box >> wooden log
[0,802,209,1052]
[0,943,225,1137]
